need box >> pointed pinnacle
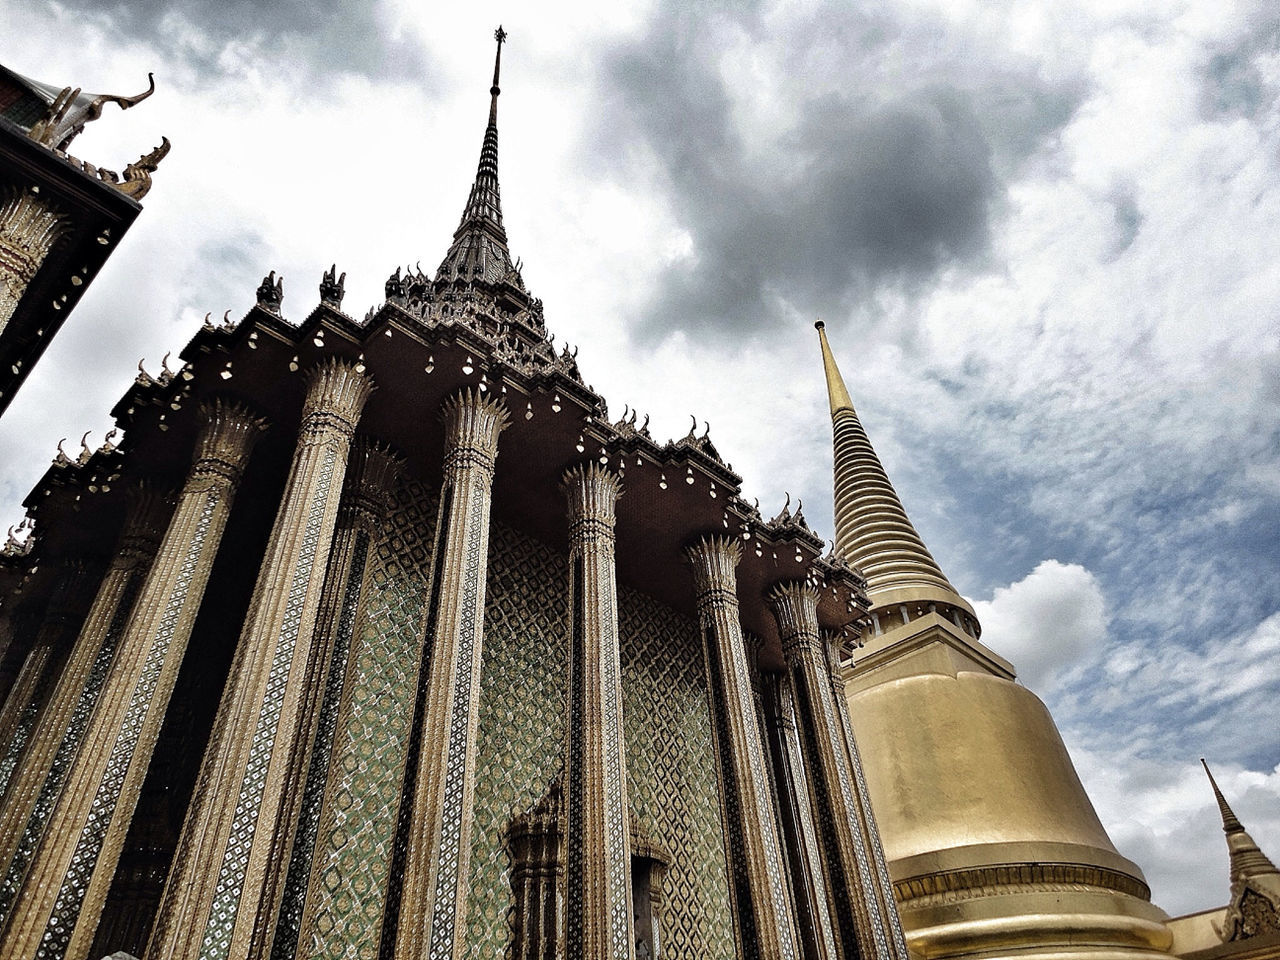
[815,320,854,416]
[1203,759,1245,833]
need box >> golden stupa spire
[815,321,974,618]
[1201,760,1280,941]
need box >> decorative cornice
[894,861,1150,907]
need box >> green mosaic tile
[619,585,736,958]
[463,517,735,957]
[466,521,570,953]
[298,480,438,960]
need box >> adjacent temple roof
[0,64,155,152]
[1202,760,1280,942]
[815,321,975,621]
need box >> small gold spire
[1201,759,1280,941]
[815,320,854,416]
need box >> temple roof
[435,27,519,288]
[1202,760,1280,942]
[0,63,154,151]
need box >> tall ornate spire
[1201,759,1280,941]
[815,321,973,618]
[436,26,518,286]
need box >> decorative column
[0,398,266,960]
[0,185,69,335]
[686,536,797,960]
[761,673,838,960]
[824,629,909,958]
[0,485,170,925]
[391,387,508,960]
[0,560,100,802]
[766,582,908,960]
[271,437,402,960]
[562,463,634,960]
[149,358,374,960]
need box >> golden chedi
[816,320,1176,960]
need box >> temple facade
[0,28,1275,960]
[0,32,907,960]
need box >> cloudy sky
[2,0,1278,918]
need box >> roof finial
[1202,759,1245,833]
[1201,759,1280,942]
[490,26,507,123]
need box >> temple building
[0,28,1274,960]
[0,65,168,415]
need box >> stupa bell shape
[816,321,1176,960]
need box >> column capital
[441,387,509,475]
[685,534,742,605]
[343,436,404,522]
[767,580,822,662]
[820,628,853,683]
[562,461,622,529]
[192,397,268,486]
[302,357,376,439]
[116,481,175,565]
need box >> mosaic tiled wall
[465,521,570,952]
[295,479,437,960]
[464,523,735,958]
[297,480,733,957]
[618,584,735,958]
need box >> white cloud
[972,559,1108,688]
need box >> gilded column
[762,672,838,960]
[271,437,402,960]
[687,536,797,960]
[766,582,908,960]
[824,629,909,957]
[0,185,70,335]
[0,398,266,960]
[562,463,634,960]
[149,358,374,960]
[391,387,507,960]
[0,485,171,925]
[0,560,100,803]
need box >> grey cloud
[1103,185,1143,261]
[1200,23,1278,121]
[589,2,1081,343]
[37,0,431,83]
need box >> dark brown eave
[0,116,142,414]
[31,297,870,671]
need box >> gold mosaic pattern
[38,493,218,960]
[465,521,569,954]
[298,480,437,960]
[201,447,337,960]
[618,584,735,958]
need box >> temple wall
[297,476,735,957]
[618,580,735,956]
[296,479,437,960]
